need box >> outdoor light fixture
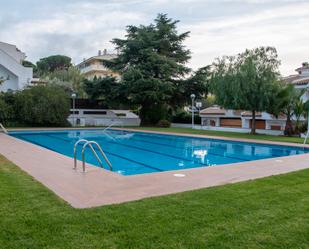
[303,83,309,144]
[190,93,196,129]
[196,101,202,112]
[71,93,77,127]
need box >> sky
[0,0,308,75]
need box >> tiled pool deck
[1,128,309,208]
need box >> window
[83,111,107,115]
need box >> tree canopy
[83,76,127,109]
[44,66,86,97]
[36,55,72,76]
[14,85,70,126]
[94,13,209,124]
[211,47,281,134]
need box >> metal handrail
[304,131,309,146]
[81,141,113,172]
[0,123,8,134]
[73,139,88,169]
[103,121,123,131]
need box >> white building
[76,49,119,80]
[199,106,286,135]
[0,41,33,92]
[68,109,141,127]
[284,62,309,102]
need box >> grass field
[133,127,307,144]
[0,155,308,249]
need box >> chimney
[103,49,107,55]
[98,50,102,56]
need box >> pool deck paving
[1,128,309,208]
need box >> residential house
[284,62,309,102]
[76,49,119,80]
[199,63,309,135]
[0,41,33,92]
[199,106,286,135]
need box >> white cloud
[0,2,147,63]
[182,2,309,75]
[0,0,308,75]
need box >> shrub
[15,85,70,126]
[0,92,16,125]
[157,119,171,128]
[172,111,200,124]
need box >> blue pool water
[9,129,309,175]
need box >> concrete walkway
[1,131,309,208]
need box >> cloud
[0,1,147,63]
[0,0,308,75]
[182,2,309,75]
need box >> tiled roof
[200,106,226,115]
[241,111,262,117]
[283,75,309,85]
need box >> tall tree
[211,47,281,134]
[103,14,196,125]
[44,66,86,97]
[36,55,72,76]
[83,76,127,108]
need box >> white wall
[0,42,26,63]
[68,109,141,127]
[0,65,18,92]
[0,43,32,92]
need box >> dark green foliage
[101,14,209,125]
[36,55,72,75]
[156,119,171,128]
[0,92,16,125]
[270,84,306,136]
[0,98,10,122]
[10,85,70,126]
[170,66,211,109]
[172,110,200,124]
[83,76,127,108]
[211,47,281,134]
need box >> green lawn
[132,127,308,144]
[0,155,308,249]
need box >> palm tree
[271,84,304,136]
[294,98,305,135]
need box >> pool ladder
[0,123,8,134]
[73,139,113,172]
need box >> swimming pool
[10,129,309,175]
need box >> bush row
[0,85,70,127]
[171,111,201,124]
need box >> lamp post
[71,93,77,127]
[190,94,196,129]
